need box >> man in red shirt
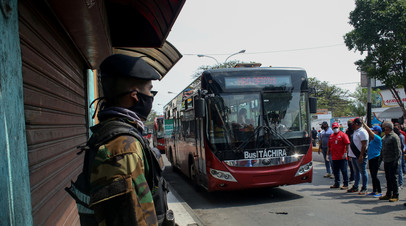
[327,122,351,189]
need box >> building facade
[0,0,184,225]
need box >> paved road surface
[164,152,406,226]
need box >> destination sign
[244,149,287,159]
[225,75,291,89]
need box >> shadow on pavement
[163,165,303,210]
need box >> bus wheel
[189,159,198,187]
[169,149,177,172]
[168,149,173,164]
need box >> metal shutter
[19,1,88,225]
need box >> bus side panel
[175,117,198,177]
[177,138,193,176]
[164,133,175,165]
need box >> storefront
[0,0,185,225]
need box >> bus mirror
[309,97,317,114]
[201,90,208,96]
[195,98,206,118]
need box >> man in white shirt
[347,118,369,194]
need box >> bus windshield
[263,92,308,134]
[207,92,309,152]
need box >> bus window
[263,92,308,135]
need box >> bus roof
[204,67,306,74]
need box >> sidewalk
[167,183,202,226]
[163,154,203,226]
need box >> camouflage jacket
[89,119,158,226]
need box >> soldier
[89,54,162,225]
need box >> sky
[152,0,364,114]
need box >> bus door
[196,117,207,184]
[173,109,180,167]
[194,96,206,180]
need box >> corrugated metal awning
[377,107,403,119]
[113,41,182,80]
[47,0,185,69]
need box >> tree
[144,109,159,130]
[308,77,352,117]
[349,85,382,116]
[344,0,406,117]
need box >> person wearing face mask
[327,122,350,189]
[318,121,334,178]
[87,54,166,226]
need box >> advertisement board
[164,119,174,138]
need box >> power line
[332,82,359,85]
[245,44,345,55]
[183,43,345,56]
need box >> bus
[153,116,166,153]
[163,66,317,191]
[142,126,152,140]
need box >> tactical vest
[66,119,173,226]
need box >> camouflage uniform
[89,119,158,226]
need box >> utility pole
[367,77,372,127]
[361,70,372,127]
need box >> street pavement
[164,151,406,226]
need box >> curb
[167,182,205,226]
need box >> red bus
[163,66,317,191]
[142,126,152,140]
[153,116,165,153]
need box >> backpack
[65,119,174,226]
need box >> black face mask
[129,92,154,120]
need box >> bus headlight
[295,161,313,177]
[210,169,237,182]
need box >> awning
[47,0,185,69]
[113,41,182,80]
[377,107,404,119]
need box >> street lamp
[197,54,219,64]
[224,49,246,63]
[198,49,246,65]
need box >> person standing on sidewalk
[346,119,355,182]
[363,123,383,197]
[394,125,405,189]
[379,121,402,202]
[347,117,369,194]
[312,127,318,147]
[327,122,350,190]
[89,54,170,225]
[394,123,406,177]
[318,121,334,179]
